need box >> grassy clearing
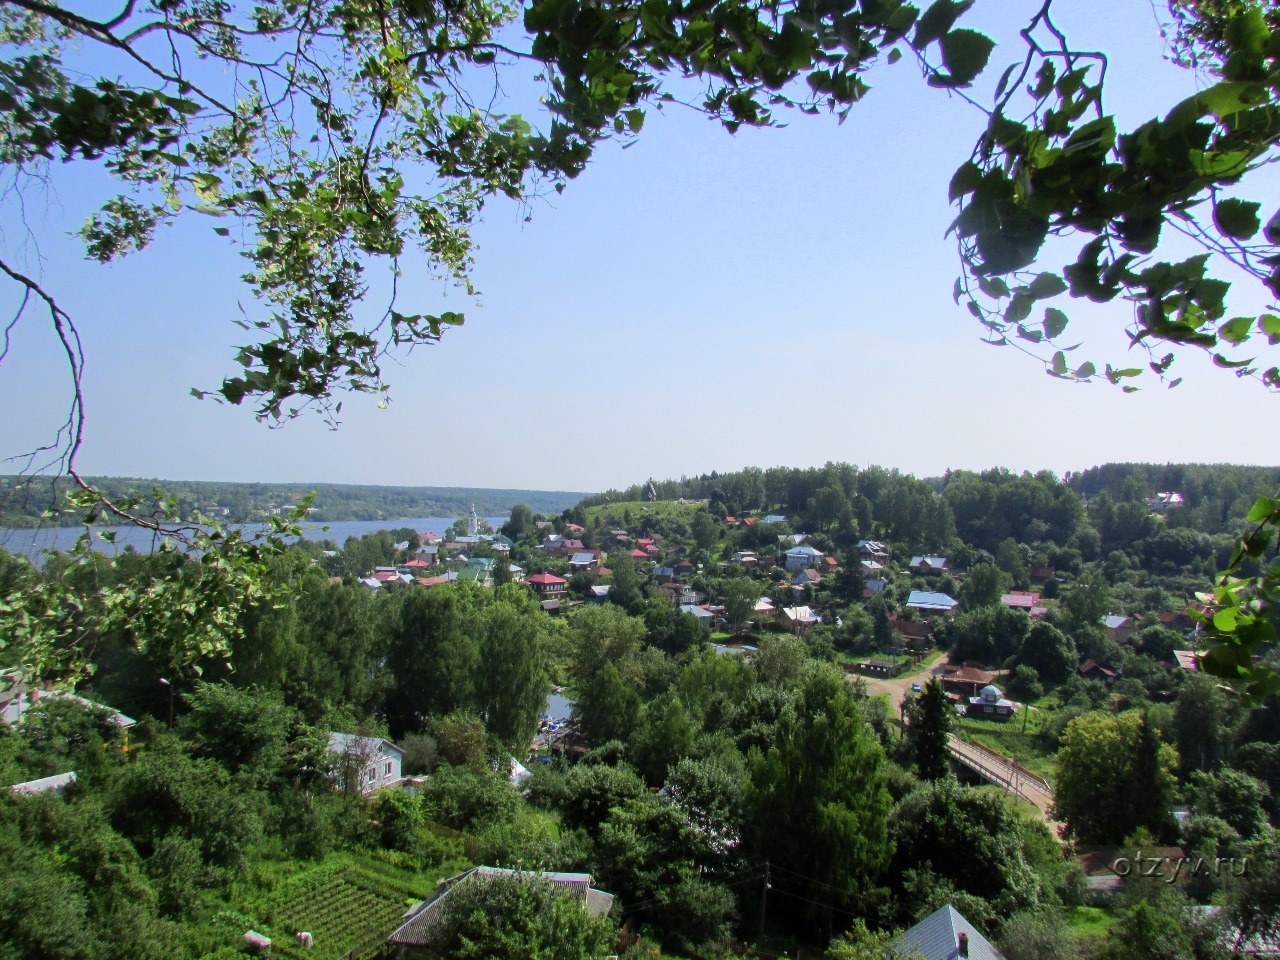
[954,715,1056,781]
[583,500,708,529]
[1066,905,1119,939]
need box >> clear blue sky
[1,0,1277,493]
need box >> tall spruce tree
[908,678,953,782]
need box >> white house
[783,545,824,571]
[327,732,403,795]
[779,605,821,633]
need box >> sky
[1,0,1278,494]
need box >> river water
[0,516,509,561]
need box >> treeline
[581,462,1280,547]
[0,476,588,527]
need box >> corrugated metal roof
[893,904,1005,960]
[785,545,822,557]
[328,732,402,758]
[907,591,958,611]
[10,771,77,795]
[909,555,948,570]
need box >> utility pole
[758,861,770,952]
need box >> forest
[0,477,587,527]
[2,460,1280,959]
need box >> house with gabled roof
[907,590,959,612]
[569,550,601,572]
[1102,613,1135,642]
[1147,491,1184,513]
[1079,659,1118,686]
[779,605,820,633]
[792,568,821,588]
[857,539,890,562]
[1000,591,1038,611]
[889,613,933,644]
[892,904,1005,960]
[908,555,948,574]
[528,572,567,597]
[942,664,994,698]
[783,545,824,571]
[1,681,137,730]
[327,732,403,795]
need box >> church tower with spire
[467,503,479,537]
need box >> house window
[385,761,392,777]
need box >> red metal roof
[528,573,567,585]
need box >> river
[0,516,510,561]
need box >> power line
[764,885,864,920]
[753,860,858,899]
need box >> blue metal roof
[893,904,1005,960]
[906,590,959,611]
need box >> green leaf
[977,275,1009,299]
[912,0,971,50]
[1213,607,1240,632]
[1259,314,1280,345]
[1213,353,1254,368]
[1004,293,1032,324]
[1073,361,1096,379]
[1218,315,1253,345]
[939,29,994,86]
[1247,496,1280,523]
[1026,272,1066,300]
[1050,350,1067,375]
[887,48,902,65]
[1043,307,1068,339]
[1213,198,1262,239]
[1105,365,1142,383]
[948,161,983,202]
[1197,81,1267,121]
[1190,149,1252,178]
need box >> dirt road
[855,656,950,710]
